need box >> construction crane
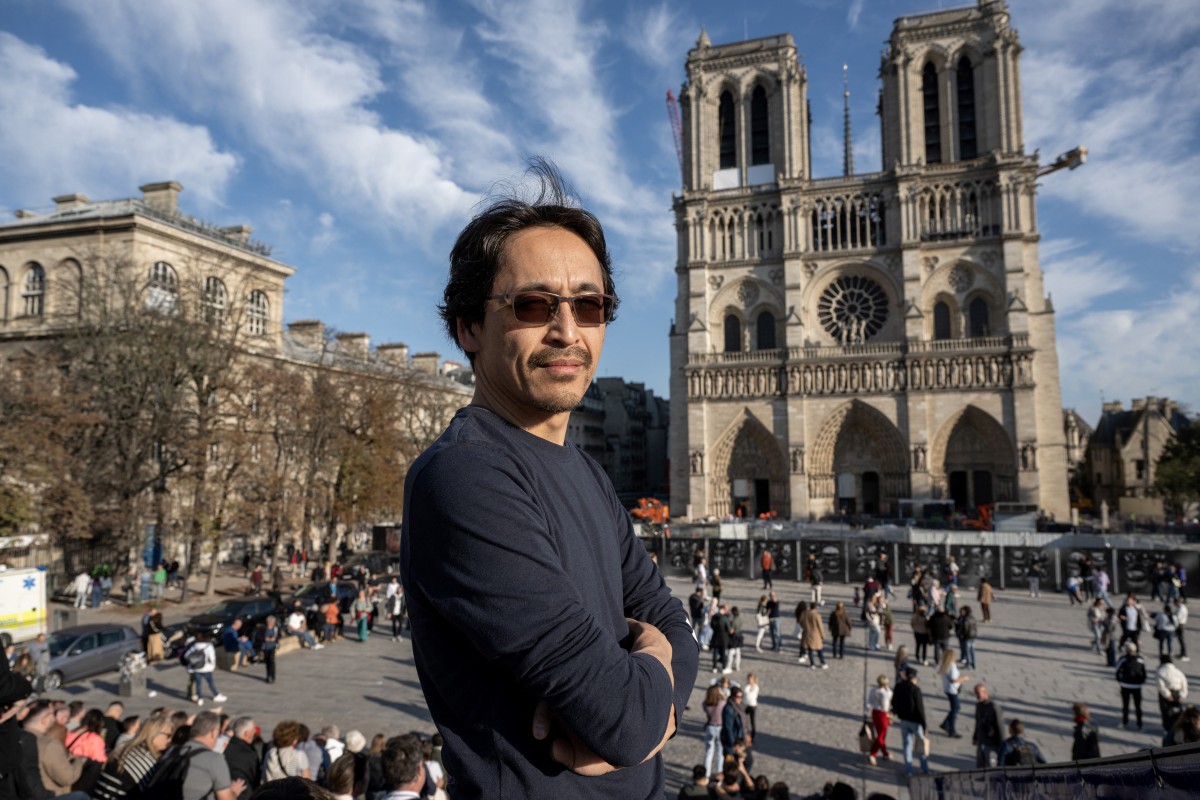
[1037,145,1087,178]
[666,89,683,178]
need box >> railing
[688,349,785,366]
[686,334,1028,365]
[909,741,1200,800]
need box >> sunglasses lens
[572,295,609,325]
[511,294,555,324]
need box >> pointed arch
[929,405,1016,508]
[0,265,9,325]
[708,409,789,518]
[922,62,941,164]
[956,56,977,160]
[750,84,770,166]
[809,400,909,514]
[718,90,737,169]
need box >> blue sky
[1,0,1197,422]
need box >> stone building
[1086,397,1191,519]
[668,0,1069,520]
[567,379,670,504]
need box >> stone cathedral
[668,0,1070,521]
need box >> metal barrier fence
[908,741,1200,799]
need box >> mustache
[527,347,593,370]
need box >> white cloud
[66,0,476,244]
[847,0,865,29]
[1039,239,1133,318]
[625,2,692,75]
[0,32,236,210]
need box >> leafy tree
[1156,422,1200,517]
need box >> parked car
[43,624,139,691]
[186,597,282,638]
[290,580,360,615]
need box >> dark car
[186,597,282,638]
[43,624,140,691]
[290,580,360,615]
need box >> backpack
[1004,740,1037,766]
[185,644,207,671]
[1116,657,1146,685]
[142,746,203,800]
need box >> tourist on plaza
[261,615,279,683]
[710,603,733,674]
[743,673,761,739]
[1087,599,1107,653]
[320,596,341,643]
[999,719,1046,766]
[828,601,853,659]
[23,701,87,796]
[977,578,995,622]
[1101,607,1119,666]
[286,605,322,650]
[944,584,959,617]
[944,556,959,588]
[701,685,726,779]
[754,595,771,652]
[151,710,244,800]
[1095,567,1113,608]
[893,645,914,687]
[1156,655,1189,732]
[695,557,710,597]
[928,579,943,613]
[928,606,954,663]
[760,548,773,590]
[678,765,712,799]
[809,556,825,607]
[956,607,978,670]
[1118,593,1146,649]
[1080,556,1095,599]
[1027,560,1045,597]
[272,565,285,595]
[972,683,1004,768]
[72,569,90,609]
[1071,703,1101,760]
[721,687,752,775]
[767,591,782,651]
[223,717,260,799]
[1114,642,1148,730]
[793,601,807,654]
[690,588,707,636]
[1172,598,1189,661]
[711,568,723,603]
[220,620,257,668]
[864,595,883,652]
[152,563,167,600]
[1150,561,1168,603]
[891,667,930,776]
[1066,574,1084,605]
[728,607,745,672]
[1155,603,1180,657]
[184,632,227,706]
[1166,706,1200,746]
[388,584,406,641]
[263,720,312,781]
[92,711,175,800]
[251,564,264,595]
[799,601,828,669]
[398,161,696,797]
[864,675,893,765]
[66,708,107,762]
[876,552,895,601]
[699,596,718,651]
[909,566,926,610]
[911,604,931,665]
[937,648,969,738]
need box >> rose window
[817,275,888,344]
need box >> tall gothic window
[922,63,941,164]
[147,261,178,314]
[202,276,227,325]
[247,290,269,336]
[719,91,736,169]
[0,267,9,325]
[22,264,45,317]
[750,85,769,165]
[957,57,977,160]
[933,301,952,340]
[756,311,776,350]
[723,314,741,352]
[968,297,989,337]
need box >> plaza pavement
[55,567,1196,799]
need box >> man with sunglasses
[401,161,697,799]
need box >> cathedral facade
[668,0,1070,521]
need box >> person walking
[250,564,264,596]
[743,674,761,740]
[1115,642,1148,730]
[928,606,954,663]
[710,569,723,603]
[1173,597,1189,661]
[720,687,751,777]
[892,667,929,777]
[1102,607,1119,667]
[701,685,726,779]
[690,588,707,638]
[865,596,883,652]
[352,590,372,642]
[389,585,406,641]
[1156,655,1188,732]
[72,569,90,609]
[864,675,893,766]
[912,605,931,665]
[766,592,782,652]
[1027,560,1044,598]
[728,607,744,672]
[999,720,1047,766]
[828,602,852,659]
[800,603,828,669]
[972,683,1004,768]
[261,615,279,684]
[710,603,732,674]
[760,548,773,590]
[809,557,824,607]
[977,578,994,623]
[753,595,770,653]
[937,648,968,738]
[184,632,227,706]
[1095,567,1113,609]
[1071,703,1101,760]
[957,607,978,670]
[1087,599,1107,654]
[1155,603,1180,657]
[1118,593,1146,650]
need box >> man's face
[731,691,743,706]
[975,686,989,702]
[459,226,606,427]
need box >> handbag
[858,720,874,753]
[922,735,931,757]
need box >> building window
[968,297,989,337]
[750,85,769,166]
[957,57,977,160]
[723,314,741,353]
[202,276,227,325]
[247,290,269,336]
[22,264,45,317]
[933,301,952,340]
[817,275,888,345]
[719,91,736,169]
[922,63,941,164]
[147,261,178,313]
[0,267,8,325]
[1135,460,1146,481]
[756,311,776,350]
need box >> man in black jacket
[223,717,261,800]
[928,608,954,662]
[0,651,35,800]
[891,667,929,776]
[971,683,1004,767]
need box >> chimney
[411,352,440,375]
[288,320,325,352]
[1131,398,1146,412]
[376,343,410,367]
[13,209,38,219]
[220,225,253,245]
[336,332,370,361]
[52,193,90,213]
[1102,401,1123,414]
[139,181,183,214]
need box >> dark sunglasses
[488,291,615,327]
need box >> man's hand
[231,778,246,796]
[625,618,674,688]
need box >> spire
[697,26,711,49]
[842,64,854,177]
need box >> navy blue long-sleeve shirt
[401,407,698,799]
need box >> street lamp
[1037,145,1088,178]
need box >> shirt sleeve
[407,445,680,768]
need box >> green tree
[1155,422,1200,517]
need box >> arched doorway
[709,410,789,519]
[932,406,1016,511]
[810,401,909,516]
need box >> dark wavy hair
[439,157,618,362]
